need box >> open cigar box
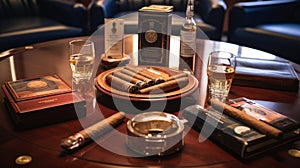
[2,75,86,130]
[95,66,199,113]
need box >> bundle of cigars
[105,66,189,94]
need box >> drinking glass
[207,51,236,102]
[69,40,95,84]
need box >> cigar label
[61,112,125,151]
[106,74,139,93]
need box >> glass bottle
[179,0,197,73]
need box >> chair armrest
[195,0,226,38]
[228,0,299,37]
[37,0,87,28]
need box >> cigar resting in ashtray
[106,74,139,93]
[61,112,125,151]
[112,71,147,89]
[137,76,189,94]
[119,68,155,86]
[210,99,283,138]
[124,66,165,84]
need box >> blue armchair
[89,0,226,40]
[0,0,88,52]
[228,0,300,64]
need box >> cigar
[165,72,188,82]
[113,71,147,89]
[106,74,138,93]
[146,68,170,79]
[61,112,125,151]
[209,99,283,138]
[124,66,165,84]
[120,68,154,86]
[137,76,189,94]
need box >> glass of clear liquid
[207,51,236,102]
[69,39,95,84]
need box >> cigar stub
[61,112,125,151]
[106,74,138,93]
[210,99,283,138]
[138,76,189,94]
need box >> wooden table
[0,35,299,167]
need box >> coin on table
[15,155,32,165]
[288,149,300,158]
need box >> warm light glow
[9,56,16,81]
[132,34,138,65]
[241,47,277,60]
[169,36,180,69]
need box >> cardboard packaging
[138,5,173,67]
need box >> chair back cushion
[0,0,39,19]
[293,1,300,23]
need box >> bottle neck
[186,0,194,18]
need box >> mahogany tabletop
[0,35,299,167]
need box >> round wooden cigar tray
[95,66,199,102]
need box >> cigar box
[183,104,300,158]
[138,5,173,67]
[2,75,86,130]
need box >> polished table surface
[0,35,300,167]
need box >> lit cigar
[113,71,147,89]
[210,99,283,138]
[120,68,155,86]
[106,74,138,93]
[137,76,189,94]
[124,66,165,84]
[61,112,125,151]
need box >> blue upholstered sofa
[89,0,227,40]
[228,0,300,64]
[0,0,87,52]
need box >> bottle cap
[186,0,194,17]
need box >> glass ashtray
[126,111,184,156]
